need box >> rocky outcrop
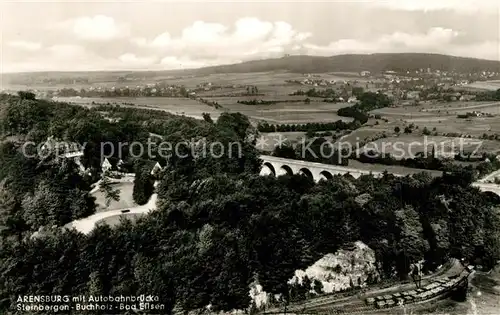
[288,241,379,293]
[247,241,379,310]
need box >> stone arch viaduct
[259,155,401,182]
[260,155,500,197]
[471,182,500,197]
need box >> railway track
[262,260,468,315]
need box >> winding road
[64,178,159,235]
[63,194,158,234]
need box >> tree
[410,263,422,288]
[352,87,364,97]
[306,129,316,138]
[202,112,213,124]
[216,112,252,141]
[312,279,323,294]
[0,180,25,240]
[394,126,401,134]
[17,91,36,100]
[393,206,429,279]
[3,91,500,315]
[482,207,500,268]
[132,163,155,205]
[99,172,121,207]
[22,181,66,229]
[87,271,104,296]
[273,142,297,159]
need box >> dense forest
[0,92,499,314]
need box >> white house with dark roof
[347,96,358,103]
[40,136,89,176]
[150,162,163,176]
[101,158,112,173]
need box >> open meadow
[356,135,500,158]
[186,71,367,123]
[370,100,500,140]
[46,69,370,124]
[372,101,500,118]
[409,116,500,137]
[54,96,223,120]
[465,80,500,91]
[347,159,443,177]
[160,71,374,87]
[92,182,137,212]
[227,101,354,124]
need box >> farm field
[420,101,500,113]
[396,116,500,138]
[53,94,357,125]
[370,101,500,137]
[465,80,500,91]
[40,70,377,125]
[348,159,443,177]
[54,96,223,120]
[356,135,500,158]
[161,71,374,87]
[372,101,500,118]
[222,101,354,124]
[238,109,352,124]
[208,95,315,104]
[196,84,303,98]
[3,71,378,92]
[335,123,395,146]
[259,132,308,152]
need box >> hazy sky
[1,0,499,72]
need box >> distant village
[3,68,500,106]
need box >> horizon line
[2,52,500,75]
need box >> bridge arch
[319,170,334,181]
[259,155,404,182]
[277,164,294,177]
[482,190,500,204]
[474,183,500,198]
[260,162,276,176]
[299,168,314,180]
[343,172,355,179]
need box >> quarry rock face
[248,241,379,309]
[288,241,379,293]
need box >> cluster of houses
[40,136,167,179]
[40,136,88,175]
[196,82,213,91]
[47,83,190,98]
[100,157,166,177]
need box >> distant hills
[4,53,500,85]
[180,53,500,75]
